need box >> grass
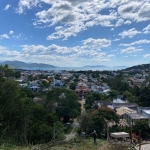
[0,138,135,150]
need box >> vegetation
[0,138,132,150]
[78,108,119,138]
[45,88,81,123]
[2,64,150,148]
[0,65,81,145]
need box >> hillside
[1,61,56,69]
[124,63,150,71]
[0,139,131,150]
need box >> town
[1,64,150,149]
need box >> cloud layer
[15,0,150,40]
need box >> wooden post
[139,130,141,150]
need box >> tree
[108,90,117,100]
[69,82,77,90]
[139,87,150,106]
[45,88,81,123]
[40,80,50,88]
[133,120,149,139]
[0,65,14,77]
[14,71,21,78]
[79,108,119,137]
[0,71,57,145]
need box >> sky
[0,0,150,67]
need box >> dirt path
[64,119,79,142]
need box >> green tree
[0,71,57,145]
[46,88,81,123]
[133,120,149,139]
[139,87,150,106]
[108,90,117,100]
[14,71,21,78]
[69,82,77,90]
[79,108,119,137]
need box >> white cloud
[143,54,150,58]
[138,2,150,22]
[119,28,141,38]
[4,4,11,10]
[107,54,115,58]
[9,30,14,35]
[15,0,150,40]
[22,0,115,40]
[117,1,150,22]
[82,38,111,50]
[0,46,20,58]
[124,20,131,25]
[0,34,9,39]
[120,39,150,46]
[113,38,120,41]
[121,47,143,54]
[0,37,113,66]
[111,28,114,31]
[16,0,40,14]
[115,18,124,27]
[143,25,150,34]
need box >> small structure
[125,113,148,127]
[111,132,129,139]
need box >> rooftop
[143,110,150,115]
[127,113,148,119]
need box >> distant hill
[1,61,56,69]
[124,63,150,71]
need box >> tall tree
[46,88,81,123]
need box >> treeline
[0,65,81,145]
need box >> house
[103,89,111,95]
[116,107,136,118]
[19,83,28,88]
[124,113,148,127]
[137,107,150,127]
[111,103,138,110]
[75,81,89,98]
[92,100,112,109]
[50,79,64,88]
[29,86,41,92]
[113,98,126,103]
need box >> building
[75,81,89,98]
[125,113,148,127]
[137,107,150,126]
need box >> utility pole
[139,130,141,150]
[130,126,132,143]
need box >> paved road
[135,144,150,150]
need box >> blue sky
[0,0,150,67]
